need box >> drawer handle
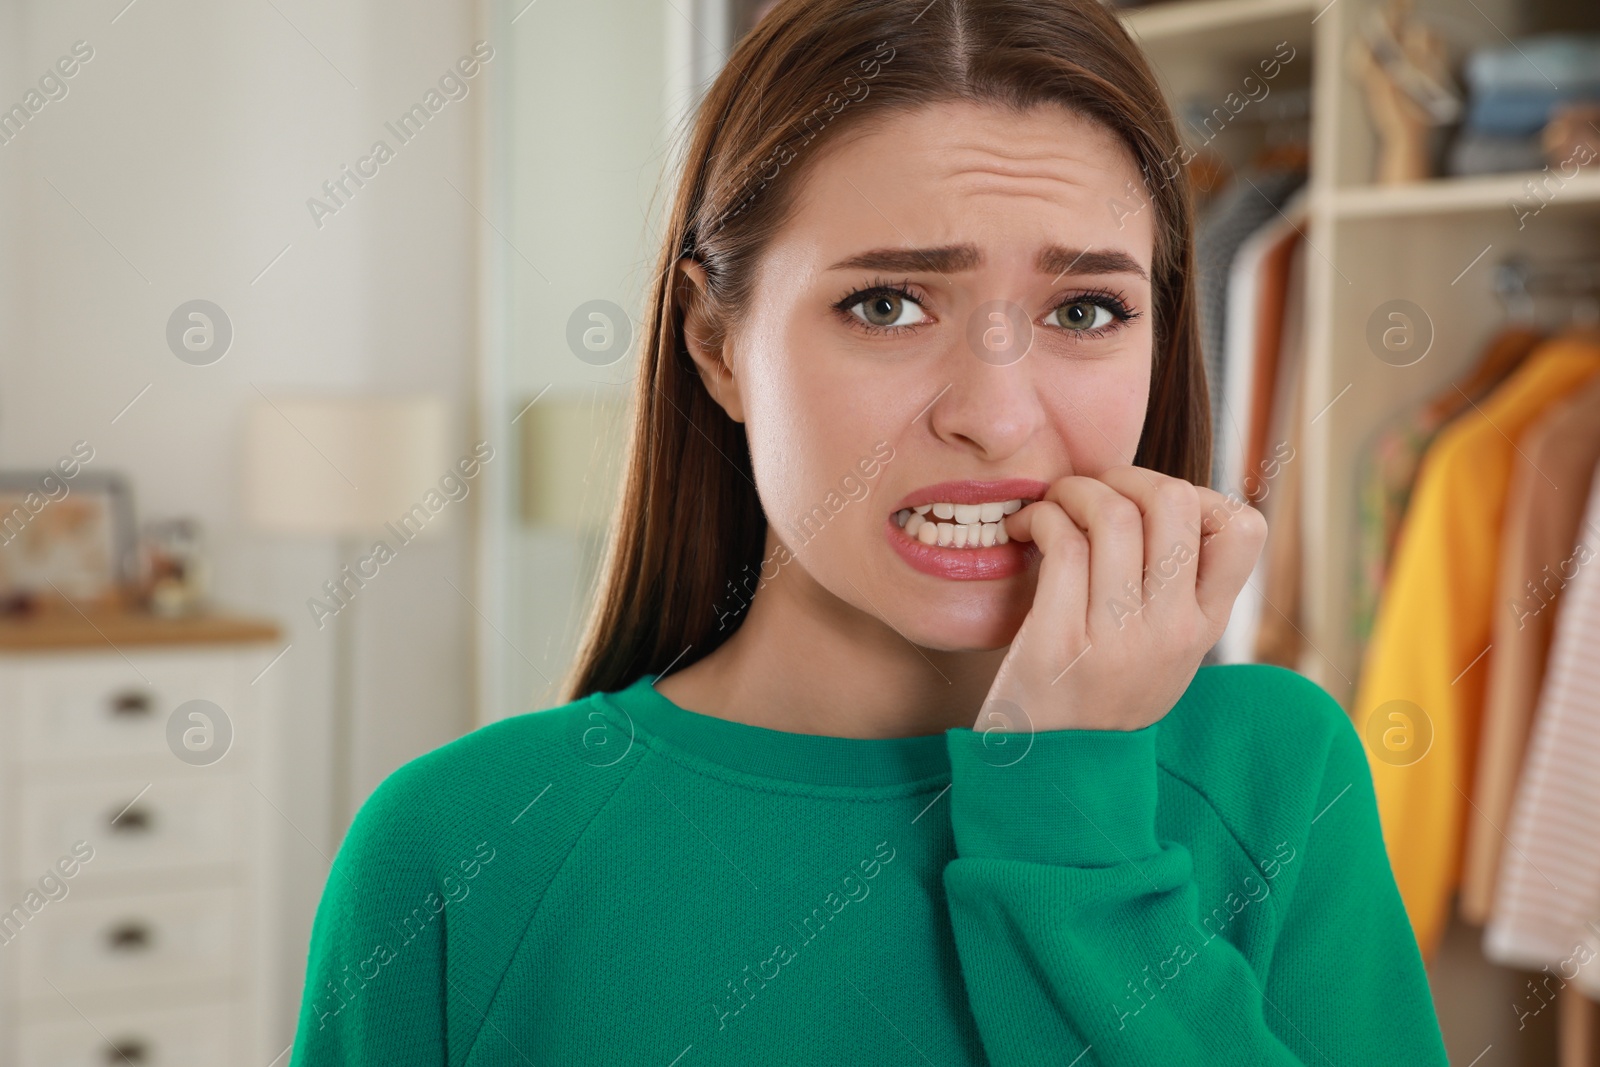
[105,1038,148,1064]
[108,690,152,717]
[105,921,153,953]
[109,804,153,833]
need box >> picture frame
[0,469,136,607]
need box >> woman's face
[693,98,1156,652]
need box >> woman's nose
[924,311,1046,461]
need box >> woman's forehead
[776,99,1155,279]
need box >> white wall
[0,0,690,1045]
[0,0,481,1046]
[480,0,677,719]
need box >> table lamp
[242,394,449,845]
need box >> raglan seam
[1155,760,1292,928]
[454,710,653,1067]
[1158,666,1342,922]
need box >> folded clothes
[1464,33,1600,95]
[1467,87,1600,136]
[1445,128,1549,176]
[1543,102,1600,171]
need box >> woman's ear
[677,256,746,424]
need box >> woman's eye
[849,293,928,329]
[1051,300,1114,331]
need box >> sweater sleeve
[940,713,1448,1065]
[287,760,451,1067]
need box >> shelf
[0,606,281,650]
[1330,170,1600,218]
[1117,0,1320,43]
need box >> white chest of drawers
[0,611,283,1067]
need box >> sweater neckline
[596,673,953,789]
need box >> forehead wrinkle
[938,125,1120,157]
[928,167,1128,231]
[939,159,1120,192]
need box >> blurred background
[0,0,1596,1063]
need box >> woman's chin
[894,610,1027,655]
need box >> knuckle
[1157,479,1201,515]
[1236,503,1268,538]
[1054,517,1089,554]
[1037,506,1086,551]
[1031,499,1065,527]
[1101,498,1143,533]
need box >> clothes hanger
[1421,326,1543,424]
[1559,272,1600,345]
[1503,256,1600,347]
[1410,258,1548,420]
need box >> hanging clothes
[1352,329,1600,960]
[1558,989,1600,1066]
[1215,189,1308,664]
[1242,219,1303,505]
[1219,189,1308,498]
[1348,325,1545,667]
[1252,236,1310,669]
[1461,364,1600,924]
[1194,166,1307,492]
[1484,327,1600,983]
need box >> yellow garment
[1353,330,1600,961]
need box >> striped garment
[1486,454,1600,994]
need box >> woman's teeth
[894,498,1030,548]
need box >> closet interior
[1110,0,1600,1063]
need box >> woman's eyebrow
[826,243,1148,282]
[1038,245,1148,283]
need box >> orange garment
[1253,237,1308,668]
[1348,325,1544,662]
[1352,328,1600,960]
[1460,367,1600,923]
[1558,987,1599,1067]
[1244,226,1301,502]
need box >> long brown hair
[563,0,1208,702]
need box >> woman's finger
[1030,475,1145,635]
[1096,465,1202,621]
[1004,499,1090,642]
[1192,487,1267,630]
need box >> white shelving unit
[1330,169,1600,216]
[1119,0,1599,1062]
[1125,0,1599,705]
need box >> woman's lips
[891,477,1052,512]
[883,478,1050,580]
[885,511,1038,580]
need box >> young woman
[289,0,1449,1063]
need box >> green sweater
[287,663,1447,1066]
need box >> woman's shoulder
[337,688,642,875]
[1155,663,1369,845]
[1161,661,1354,752]
[294,691,647,1057]
[1165,661,1353,741]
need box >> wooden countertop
[0,605,281,650]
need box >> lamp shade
[517,392,627,531]
[243,395,450,538]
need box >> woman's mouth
[893,498,1029,548]
[884,481,1047,581]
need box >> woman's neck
[654,535,1006,739]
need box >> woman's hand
[976,464,1266,734]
